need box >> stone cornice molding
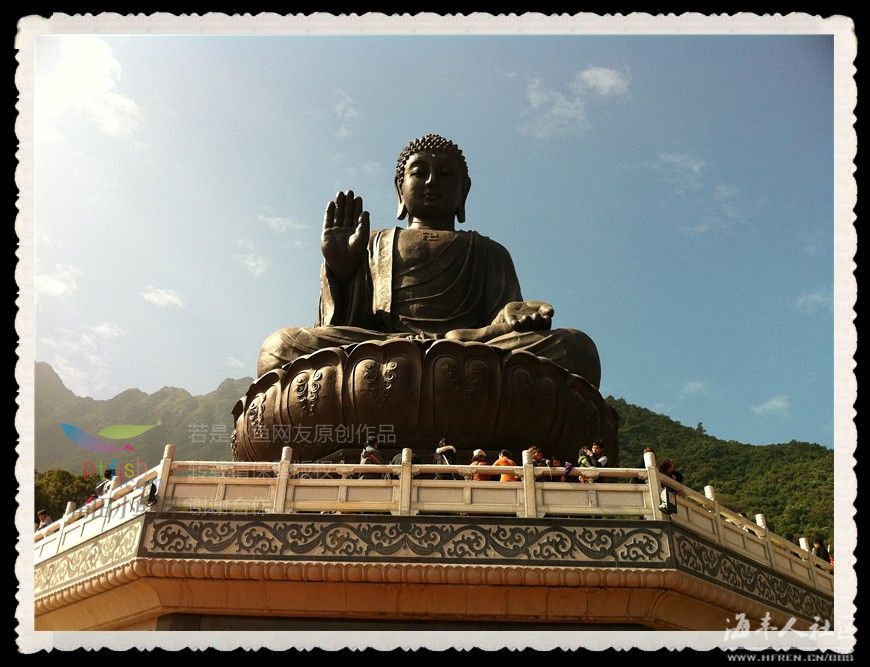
[35,514,833,626]
[36,556,813,630]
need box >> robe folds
[258,227,601,387]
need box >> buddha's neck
[407,218,456,232]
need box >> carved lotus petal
[232,339,618,464]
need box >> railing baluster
[154,444,176,511]
[521,449,537,518]
[644,451,664,520]
[704,485,723,545]
[398,448,413,516]
[273,447,292,513]
[755,513,776,571]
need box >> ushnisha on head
[394,133,472,225]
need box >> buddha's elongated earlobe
[457,176,472,224]
[394,177,408,220]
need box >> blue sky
[32,33,836,447]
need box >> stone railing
[33,445,834,595]
[657,473,833,594]
[33,464,161,562]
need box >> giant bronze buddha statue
[233,134,618,463]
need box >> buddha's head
[395,133,472,225]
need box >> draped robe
[257,227,601,387]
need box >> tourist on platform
[577,446,596,468]
[433,438,460,480]
[529,446,548,467]
[578,440,606,482]
[590,440,608,467]
[547,454,575,482]
[36,509,51,530]
[95,469,116,496]
[359,437,385,479]
[658,458,677,480]
[812,536,831,566]
[470,449,495,481]
[494,449,518,482]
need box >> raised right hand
[321,190,370,280]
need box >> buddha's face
[398,152,466,223]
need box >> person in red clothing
[493,449,518,482]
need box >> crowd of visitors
[353,438,830,567]
[358,438,664,485]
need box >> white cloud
[234,253,268,278]
[35,263,80,299]
[652,157,742,236]
[258,215,308,233]
[38,332,113,396]
[142,286,185,308]
[224,357,246,370]
[751,395,791,417]
[87,322,123,338]
[522,77,588,140]
[793,290,832,314]
[50,353,109,397]
[681,379,711,397]
[656,153,707,178]
[681,222,712,236]
[573,67,630,96]
[519,67,629,140]
[36,36,142,138]
[653,153,709,206]
[335,89,360,138]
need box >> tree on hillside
[34,469,98,522]
[605,397,833,543]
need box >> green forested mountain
[606,397,834,543]
[31,363,833,543]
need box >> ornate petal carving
[421,340,502,439]
[496,350,566,446]
[282,348,346,428]
[343,340,421,431]
[232,369,285,461]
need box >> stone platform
[33,446,834,631]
